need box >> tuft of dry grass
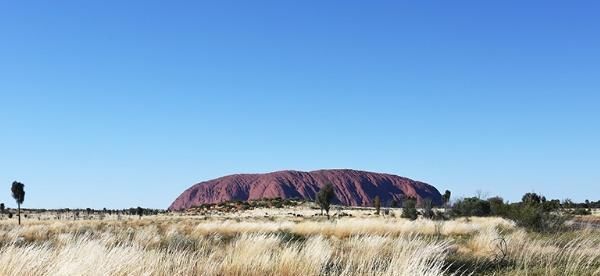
[504,229,600,276]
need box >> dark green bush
[449,192,578,233]
[451,197,491,217]
[488,196,510,216]
[508,204,568,233]
[401,198,418,220]
[421,198,434,219]
[487,193,569,233]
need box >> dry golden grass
[504,229,600,275]
[0,219,451,275]
[0,207,598,276]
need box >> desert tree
[11,181,25,225]
[442,190,451,209]
[401,197,418,220]
[522,192,543,205]
[422,198,434,219]
[373,195,381,215]
[452,197,491,217]
[136,206,144,219]
[562,198,574,209]
[316,182,335,219]
[585,199,591,211]
[488,196,507,216]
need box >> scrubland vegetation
[0,205,598,276]
[0,186,598,275]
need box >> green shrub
[485,193,570,233]
[421,198,434,219]
[508,204,568,233]
[373,196,381,215]
[451,197,491,217]
[401,198,418,220]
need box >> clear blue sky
[1,1,599,209]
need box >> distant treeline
[0,206,166,216]
[444,193,598,233]
[560,199,600,209]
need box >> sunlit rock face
[168,169,442,210]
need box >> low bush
[507,204,568,233]
[451,197,491,217]
[401,198,418,220]
[452,193,573,233]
